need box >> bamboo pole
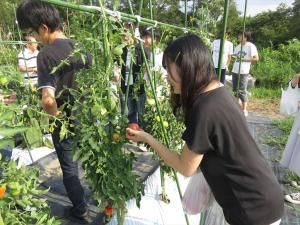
[216,0,230,81]
[236,0,248,96]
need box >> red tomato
[0,186,6,199]
[128,123,139,130]
[104,207,114,216]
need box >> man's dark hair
[238,31,251,41]
[141,29,151,38]
[225,30,232,36]
[141,28,160,41]
[16,0,62,32]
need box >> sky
[236,0,294,16]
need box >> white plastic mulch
[108,167,202,225]
[11,134,55,166]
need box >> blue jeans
[52,126,87,214]
[0,146,12,179]
[127,93,146,127]
[0,145,12,161]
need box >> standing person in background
[126,34,283,225]
[142,29,167,98]
[212,31,233,84]
[18,35,39,85]
[113,21,135,115]
[232,31,259,117]
[281,74,300,204]
[120,28,150,128]
[16,1,92,223]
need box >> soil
[42,159,62,178]
[248,98,285,120]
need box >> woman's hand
[126,128,150,143]
[291,74,300,87]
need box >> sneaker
[285,192,300,204]
[243,110,248,117]
[65,207,92,224]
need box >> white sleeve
[250,44,258,57]
[229,42,234,55]
[212,40,216,51]
[233,45,239,55]
[18,52,25,66]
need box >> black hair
[225,30,232,36]
[141,29,160,41]
[16,0,62,33]
[123,21,134,30]
[237,31,251,42]
[162,34,217,122]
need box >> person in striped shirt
[18,35,39,85]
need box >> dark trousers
[52,127,87,214]
[127,92,146,127]
[232,73,248,102]
[215,68,226,84]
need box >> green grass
[264,116,294,153]
[250,87,281,100]
[273,116,295,135]
[264,135,289,152]
[264,116,298,183]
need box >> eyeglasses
[27,30,34,36]
[26,29,37,37]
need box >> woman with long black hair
[126,34,283,225]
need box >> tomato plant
[65,17,145,219]
[144,79,185,177]
[0,159,60,225]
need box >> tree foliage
[227,2,299,48]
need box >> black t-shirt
[37,39,92,108]
[182,87,283,225]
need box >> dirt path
[248,98,285,120]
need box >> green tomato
[155,116,161,123]
[8,182,20,190]
[113,46,123,56]
[163,121,169,128]
[0,77,8,85]
[147,98,155,106]
[10,187,21,196]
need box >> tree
[290,0,300,40]
[228,3,294,48]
